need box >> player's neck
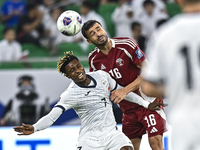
[98,39,112,55]
[183,3,200,13]
[75,76,91,87]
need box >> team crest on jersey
[116,58,124,66]
[102,80,109,90]
[135,49,143,59]
[102,80,107,85]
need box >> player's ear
[66,74,70,79]
[65,73,71,79]
[87,39,92,45]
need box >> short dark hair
[131,22,141,30]
[57,51,79,77]
[82,0,93,9]
[81,20,102,39]
[18,75,34,88]
[143,0,155,7]
[3,27,15,35]
[27,2,38,12]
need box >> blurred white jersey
[143,13,200,150]
[56,70,117,140]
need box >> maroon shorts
[122,107,167,139]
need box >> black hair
[27,2,38,12]
[82,0,93,9]
[143,0,155,7]
[18,75,34,87]
[131,22,141,30]
[57,51,79,77]
[3,27,15,35]
[81,20,102,39]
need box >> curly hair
[57,51,79,76]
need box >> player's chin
[77,74,87,82]
[98,40,107,46]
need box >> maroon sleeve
[126,38,146,65]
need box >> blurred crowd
[0,0,178,61]
[0,0,178,126]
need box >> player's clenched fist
[13,123,34,135]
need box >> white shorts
[76,129,133,150]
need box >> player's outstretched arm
[13,107,63,135]
[110,59,148,102]
[14,123,34,135]
[111,84,168,110]
[111,84,150,108]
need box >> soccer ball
[57,10,82,36]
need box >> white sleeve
[116,84,150,108]
[142,31,167,85]
[33,107,63,132]
[104,71,117,91]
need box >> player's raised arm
[113,85,167,111]
[111,59,148,102]
[102,69,165,110]
[13,107,63,135]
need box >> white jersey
[143,13,200,150]
[33,70,149,146]
[56,70,118,140]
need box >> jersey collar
[96,39,115,53]
[110,39,116,48]
[79,74,97,88]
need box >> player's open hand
[110,89,127,104]
[148,102,168,111]
[13,123,34,135]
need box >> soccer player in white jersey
[13,52,164,150]
[141,0,200,150]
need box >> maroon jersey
[89,37,146,113]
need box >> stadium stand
[0,24,4,40]
[166,2,181,18]
[58,43,83,56]
[66,3,80,13]
[0,2,182,70]
[97,3,118,38]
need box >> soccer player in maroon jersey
[81,20,167,150]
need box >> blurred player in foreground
[14,52,164,150]
[141,0,200,149]
[82,20,167,150]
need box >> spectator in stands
[135,0,168,39]
[16,2,50,48]
[0,75,49,126]
[133,0,167,19]
[111,0,135,38]
[0,0,27,27]
[0,27,28,62]
[76,0,109,52]
[39,0,55,39]
[131,22,146,54]
[38,0,61,56]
